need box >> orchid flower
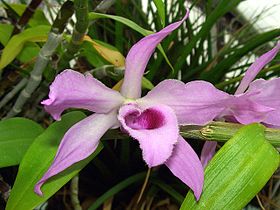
[33,10,225,200]
[201,42,280,167]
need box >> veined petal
[165,136,204,200]
[219,94,274,124]
[200,141,217,168]
[118,103,179,167]
[34,112,118,196]
[120,10,189,99]
[263,110,280,127]
[139,80,230,125]
[42,70,124,120]
[246,78,280,126]
[235,42,280,95]
[247,78,280,107]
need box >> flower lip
[118,103,179,167]
[124,107,166,130]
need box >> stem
[5,1,74,118]
[58,0,117,70]
[51,1,75,34]
[137,168,151,203]
[103,122,280,147]
[256,194,266,210]
[0,78,27,109]
[70,175,82,210]
[181,121,280,147]
[12,0,43,35]
[6,32,62,118]
[58,0,89,70]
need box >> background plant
[0,0,279,209]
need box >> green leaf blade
[0,118,44,168]
[180,123,279,210]
[89,12,151,36]
[200,29,280,82]
[142,76,154,90]
[0,24,13,46]
[152,0,166,27]
[6,111,103,210]
[0,25,50,71]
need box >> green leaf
[0,25,50,71]
[0,24,13,46]
[152,0,165,27]
[199,29,280,82]
[84,36,125,67]
[142,76,154,90]
[6,111,103,210]
[17,42,40,63]
[88,12,174,73]
[81,42,110,68]
[0,118,43,168]
[180,124,279,210]
[173,0,242,76]
[89,12,151,35]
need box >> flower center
[124,98,136,104]
[124,108,165,130]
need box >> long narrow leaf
[173,0,242,76]
[180,124,279,210]
[0,25,50,70]
[83,36,125,67]
[152,0,166,27]
[199,29,280,82]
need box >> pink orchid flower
[34,10,219,200]
[201,42,280,167]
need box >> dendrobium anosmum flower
[201,42,280,167]
[34,10,224,200]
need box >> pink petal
[220,94,274,124]
[246,78,280,126]
[247,78,280,107]
[34,112,118,196]
[165,136,204,200]
[263,110,280,127]
[139,80,230,125]
[200,141,217,168]
[42,70,124,120]
[118,103,179,167]
[120,10,189,99]
[235,42,280,95]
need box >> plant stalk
[103,121,280,147]
[0,78,27,109]
[5,1,74,118]
[58,0,89,70]
[12,0,43,35]
[70,175,82,210]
